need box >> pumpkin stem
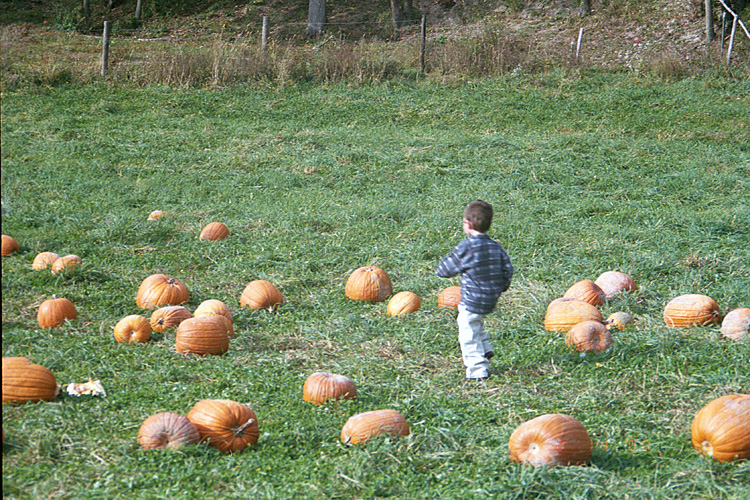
[234,418,256,437]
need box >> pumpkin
[508,413,592,467]
[663,294,721,327]
[150,305,192,333]
[302,372,357,406]
[691,394,750,462]
[240,280,284,311]
[2,357,61,404]
[38,296,77,328]
[138,412,200,450]
[387,291,421,316]
[566,320,613,353]
[605,311,634,331]
[341,409,410,445]
[345,266,392,302]
[113,315,152,344]
[51,254,82,275]
[720,308,750,342]
[199,222,230,241]
[1,234,20,256]
[437,286,461,310]
[194,299,234,337]
[563,280,606,307]
[175,315,231,355]
[136,273,190,309]
[32,251,60,271]
[594,271,637,298]
[544,298,603,332]
[147,210,164,221]
[187,399,259,453]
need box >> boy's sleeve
[498,251,513,293]
[436,244,464,278]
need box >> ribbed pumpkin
[563,280,606,307]
[32,251,60,271]
[199,222,230,241]
[720,308,750,342]
[240,280,284,311]
[508,413,592,467]
[341,409,410,445]
[38,296,77,328]
[187,399,259,453]
[2,357,61,404]
[544,298,603,332]
[303,372,357,406]
[663,294,721,327]
[51,254,82,275]
[147,210,164,221]
[194,299,234,337]
[150,305,192,333]
[605,311,635,331]
[387,291,421,316]
[137,412,201,450]
[1,234,20,256]
[345,266,392,302]
[175,315,230,355]
[566,320,613,353]
[113,315,152,344]
[594,271,637,298]
[438,286,461,310]
[691,394,750,462]
[136,274,190,309]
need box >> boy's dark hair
[464,200,493,233]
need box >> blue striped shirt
[436,234,513,315]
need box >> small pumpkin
[605,311,634,331]
[194,299,234,337]
[199,222,230,241]
[594,271,637,298]
[302,372,357,406]
[136,273,190,309]
[138,412,200,450]
[566,320,613,353]
[150,305,192,333]
[51,254,82,275]
[663,294,721,327]
[563,280,606,307]
[187,399,259,453]
[38,296,77,328]
[175,315,231,355]
[437,286,461,310]
[508,413,592,467]
[1,235,20,256]
[341,409,410,445]
[114,315,152,344]
[345,266,392,302]
[240,280,284,311]
[147,210,165,221]
[387,291,421,316]
[32,252,60,271]
[691,394,750,462]
[544,298,603,332]
[2,357,61,404]
[720,308,750,342]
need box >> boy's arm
[498,252,514,293]
[436,249,462,278]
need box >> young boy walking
[436,200,514,380]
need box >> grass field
[2,72,750,499]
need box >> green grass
[2,72,750,499]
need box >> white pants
[457,304,492,379]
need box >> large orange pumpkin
[302,372,357,406]
[594,271,637,298]
[1,234,20,256]
[194,299,234,337]
[544,298,603,332]
[199,222,230,241]
[38,296,77,328]
[720,308,750,342]
[2,357,61,404]
[187,399,259,453]
[566,320,613,353]
[345,266,392,302]
[691,394,750,462]
[663,294,721,327]
[508,413,592,467]
[138,412,200,450]
[240,280,284,311]
[437,286,461,310]
[32,251,60,270]
[136,274,190,309]
[113,315,152,344]
[563,280,606,307]
[150,305,192,333]
[387,291,421,316]
[175,315,231,355]
[341,409,410,445]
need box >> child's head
[463,200,493,233]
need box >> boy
[436,200,513,380]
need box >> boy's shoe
[466,375,490,382]
[485,351,494,360]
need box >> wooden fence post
[262,16,269,54]
[101,21,110,77]
[420,15,426,75]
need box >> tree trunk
[705,0,714,42]
[391,0,413,29]
[306,0,326,38]
[581,0,591,16]
[135,0,142,20]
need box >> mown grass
[2,72,750,499]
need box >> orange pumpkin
[508,413,592,467]
[345,266,392,302]
[605,311,634,331]
[38,296,77,328]
[663,294,721,327]
[138,412,200,450]
[150,305,192,333]
[187,399,259,453]
[302,372,357,406]
[691,394,750,462]
[544,298,603,332]
[240,280,284,311]
[32,251,60,271]
[563,280,606,307]
[566,320,613,353]
[720,308,750,342]
[199,222,230,241]
[194,299,234,337]
[136,273,190,309]
[147,210,165,221]
[175,315,231,355]
[2,357,61,404]
[387,291,421,316]
[341,409,410,445]
[437,286,461,310]
[51,254,82,275]
[594,271,637,298]
[1,234,20,256]
[113,315,152,344]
